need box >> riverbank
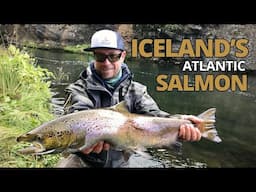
[0,45,60,167]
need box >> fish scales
[16,101,222,155]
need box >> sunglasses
[94,52,122,62]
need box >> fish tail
[197,108,222,143]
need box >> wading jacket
[63,62,172,167]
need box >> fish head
[16,133,47,154]
[16,132,64,155]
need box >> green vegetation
[0,45,61,167]
[53,66,70,84]
[63,43,91,54]
[22,41,92,55]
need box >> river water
[29,48,256,168]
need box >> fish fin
[108,101,130,114]
[130,147,153,160]
[197,108,222,143]
[61,149,74,158]
[122,150,134,161]
[169,140,183,154]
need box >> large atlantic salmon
[16,101,221,155]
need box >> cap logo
[100,36,112,46]
[84,29,124,51]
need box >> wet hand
[178,124,201,141]
[81,141,110,154]
[179,115,202,141]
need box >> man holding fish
[56,29,203,168]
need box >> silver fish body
[16,101,221,155]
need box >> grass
[0,45,61,167]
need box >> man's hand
[178,115,202,141]
[81,141,110,154]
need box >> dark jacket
[63,62,172,167]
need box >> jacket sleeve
[127,81,171,117]
[63,79,94,114]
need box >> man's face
[93,48,126,80]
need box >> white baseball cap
[84,29,125,51]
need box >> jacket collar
[79,62,133,91]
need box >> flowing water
[29,48,256,168]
